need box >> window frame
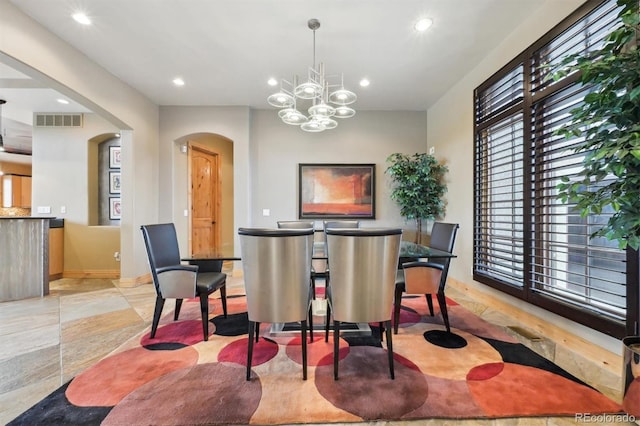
[473,0,639,339]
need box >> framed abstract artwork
[109,171,121,194]
[109,146,121,169]
[109,197,121,220]
[298,163,375,219]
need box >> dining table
[183,239,456,271]
[183,237,457,336]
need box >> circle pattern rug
[10,295,622,425]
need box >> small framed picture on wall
[109,146,121,169]
[109,171,121,194]
[109,197,121,220]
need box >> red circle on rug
[218,337,278,366]
[66,346,199,406]
[285,336,349,366]
[391,308,422,329]
[140,320,210,346]
[466,362,504,380]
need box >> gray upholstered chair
[140,223,227,342]
[319,220,360,294]
[276,220,314,229]
[393,222,459,334]
[239,227,315,381]
[324,227,402,380]
[277,221,318,299]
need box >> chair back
[403,264,442,294]
[239,228,314,323]
[141,223,182,294]
[326,228,402,323]
[323,220,360,230]
[277,220,314,229]
[322,220,360,259]
[428,222,459,266]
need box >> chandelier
[267,19,356,132]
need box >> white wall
[426,0,620,353]
[31,114,121,272]
[159,106,251,254]
[0,1,159,280]
[249,109,428,228]
[159,107,428,253]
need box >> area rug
[10,293,622,425]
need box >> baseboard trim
[116,273,152,288]
[447,277,621,376]
[63,270,120,279]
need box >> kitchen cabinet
[49,227,64,280]
[1,175,31,208]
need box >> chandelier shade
[267,19,357,132]
[267,91,294,108]
[335,105,356,118]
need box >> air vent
[35,113,83,127]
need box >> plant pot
[622,336,640,417]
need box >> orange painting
[299,164,375,219]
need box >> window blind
[473,0,630,336]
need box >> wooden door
[189,144,220,255]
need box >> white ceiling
[0,0,551,162]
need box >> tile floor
[0,272,635,425]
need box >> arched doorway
[177,133,234,255]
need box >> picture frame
[109,171,121,194]
[109,146,121,169]
[109,197,121,220]
[298,163,375,219]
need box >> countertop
[0,217,64,228]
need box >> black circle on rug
[424,329,467,349]
[142,342,188,351]
[212,312,249,336]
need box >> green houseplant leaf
[550,0,640,251]
[385,152,448,243]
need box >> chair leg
[310,277,316,300]
[308,304,314,342]
[220,285,228,317]
[426,294,435,316]
[333,320,340,380]
[437,291,451,333]
[255,322,260,342]
[174,299,183,321]
[393,286,403,334]
[379,322,384,342]
[199,293,209,341]
[385,320,395,380]
[247,321,255,381]
[325,301,332,342]
[150,296,165,338]
[301,320,308,380]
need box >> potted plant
[551,0,639,416]
[553,0,640,251]
[385,152,448,244]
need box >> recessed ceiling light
[57,99,69,104]
[414,18,433,32]
[359,79,370,87]
[72,12,92,25]
[173,78,185,86]
[267,78,278,86]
